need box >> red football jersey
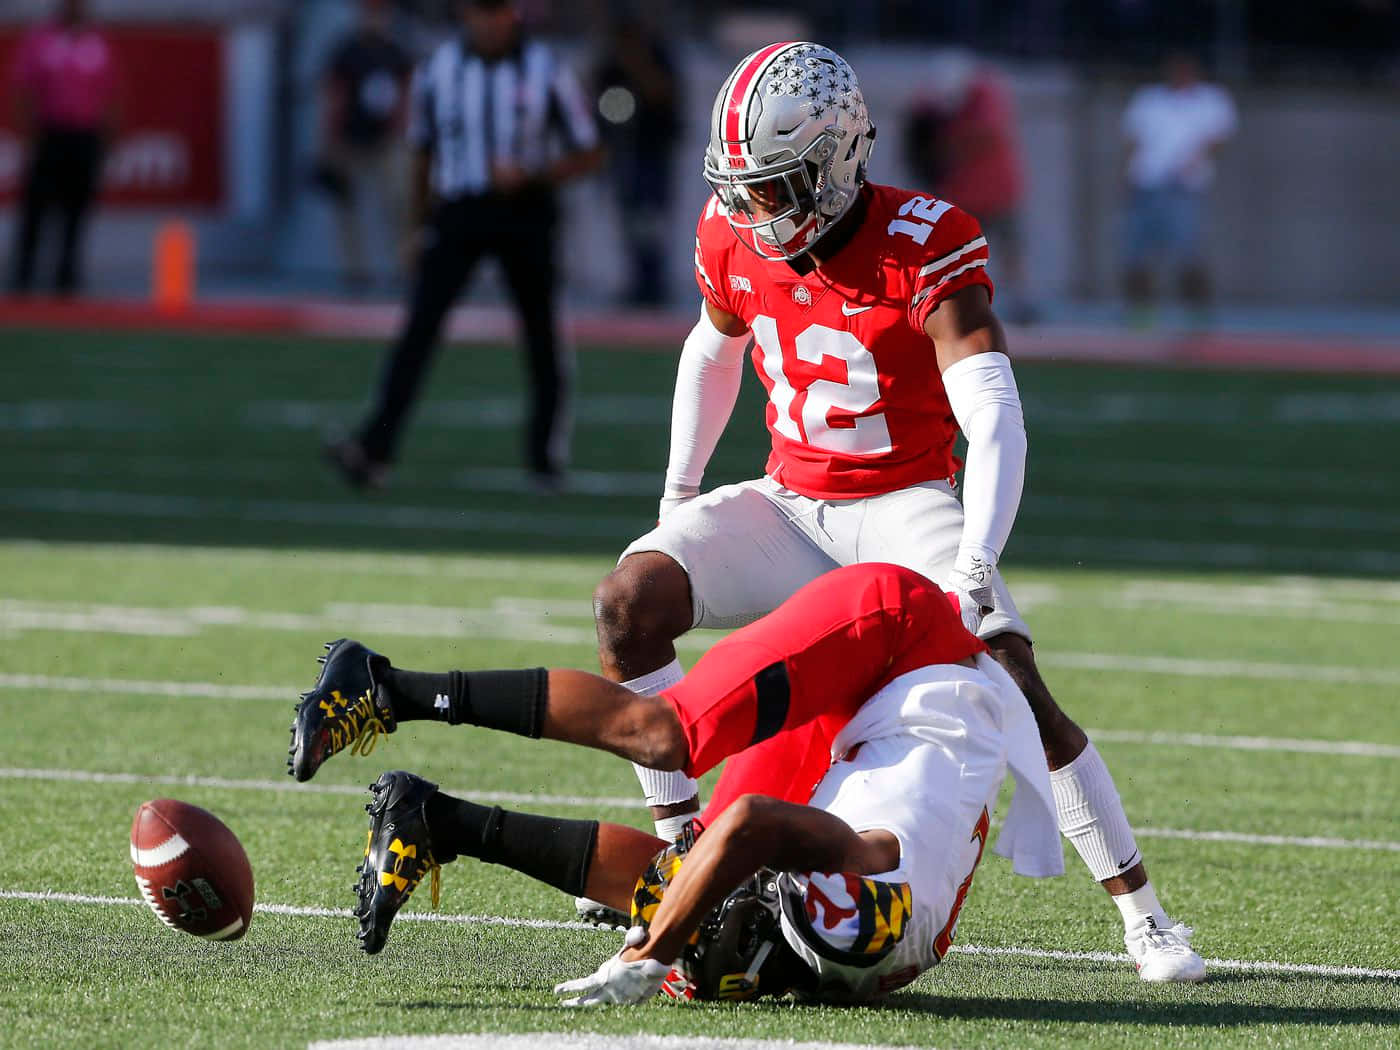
[664,562,985,780]
[694,182,994,499]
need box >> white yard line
[4,486,1400,571]
[0,541,611,585]
[1038,651,1400,688]
[0,674,292,700]
[2,673,1398,757]
[11,539,1400,601]
[3,889,1396,981]
[1088,728,1400,758]
[311,1037,944,1050]
[0,767,642,809]
[312,1037,942,1050]
[1008,534,1400,574]
[0,488,637,539]
[30,451,1399,498]
[2,767,1396,852]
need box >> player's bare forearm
[624,795,897,966]
[924,283,1009,372]
[581,823,668,913]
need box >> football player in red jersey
[309,563,1068,1002]
[589,42,1204,981]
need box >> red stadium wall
[0,26,224,209]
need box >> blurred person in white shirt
[1120,52,1236,326]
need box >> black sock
[379,668,457,722]
[424,791,597,896]
[382,666,547,737]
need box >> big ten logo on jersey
[887,195,953,246]
[729,274,753,293]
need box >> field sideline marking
[3,889,1397,981]
[2,767,1397,853]
[4,486,1400,572]
[24,450,1400,504]
[6,591,1400,641]
[312,1037,936,1050]
[9,541,1400,602]
[3,672,1398,758]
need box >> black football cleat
[355,770,441,954]
[288,639,397,782]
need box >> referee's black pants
[358,190,568,476]
[9,127,104,294]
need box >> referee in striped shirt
[329,0,602,490]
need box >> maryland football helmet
[704,42,876,260]
[629,832,811,1001]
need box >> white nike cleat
[1125,918,1206,982]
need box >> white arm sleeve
[942,351,1027,572]
[663,306,751,497]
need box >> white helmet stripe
[721,41,799,166]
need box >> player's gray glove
[658,485,699,521]
[948,549,997,634]
[554,926,672,1006]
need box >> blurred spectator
[313,0,414,293]
[326,0,602,491]
[1120,51,1236,325]
[7,0,118,296]
[593,11,680,306]
[904,52,1037,323]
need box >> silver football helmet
[704,42,876,260]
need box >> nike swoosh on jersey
[841,302,874,316]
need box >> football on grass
[130,799,255,941]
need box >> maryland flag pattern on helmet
[631,843,686,930]
[630,818,703,930]
[779,870,914,964]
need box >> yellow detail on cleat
[374,836,442,909]
[319,688,388,760]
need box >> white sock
[1112,883,1170,931]
[622,659,699,808]
[1049,740,1143,882]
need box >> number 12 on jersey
[751,315,893,456]
[887,196,953,246]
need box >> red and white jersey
[694,182,994,500]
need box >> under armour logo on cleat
[433,694,450,711]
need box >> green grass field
[1,327,1397,1049]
